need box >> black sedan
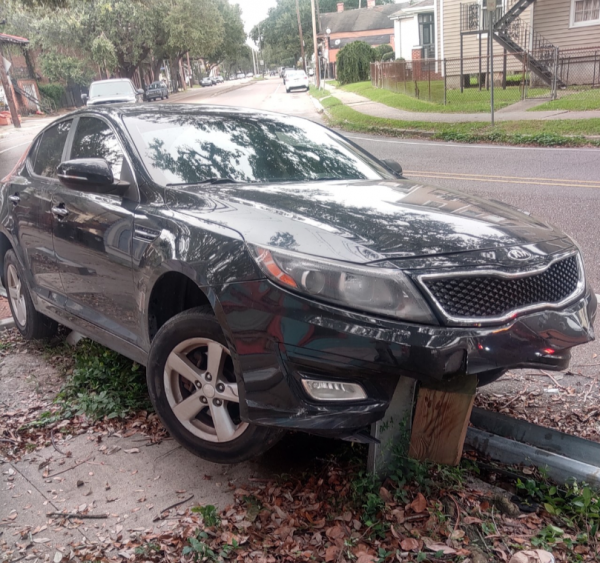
[0,105,596,463]
[144,81,169,101]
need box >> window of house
[418,13,434,46]
[571,0,600,26]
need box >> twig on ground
[491,507,512,557]
[500,392,526,410]
[47,512,108,519]
[539,370,567,389]
[573,363,600,367]
[152,494,194,522]
[0,438,19,445]
[583,380,596,402]
[50,428,69,456]
[47,454,93,478]
[448,494,461,535]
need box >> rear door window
[33,120,72,178]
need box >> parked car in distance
[200,77,213,87]
[1,104,596,464]
[144,81,169,101]
[215,76,224,84]
[246,72,254,78]
[281,68,296,84]
[285,70,309,92]
[82,78,143,106]
[236,72,245,79]
[308,68,314,76]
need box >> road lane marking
[0,141,30,155]
[345,134,600,152]
[405,172,600,190]
[405,170,600,187]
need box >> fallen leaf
[123,448,139,454]
[463,516,483,525]
[410,493,427,513]
[423,537,457,555]
[325,545,338,562]
[400,538,419,551]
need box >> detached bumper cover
[218,280,596,432]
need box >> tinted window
[124,113,393,186]
[33,120,72,178]
[71,117,124,180]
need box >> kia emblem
[507,248,531,260]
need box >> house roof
[0,33,29,45]
[390,0,434,18]
[320,3,410,34]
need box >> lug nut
[195,381,202,388]
[213,399,222,407]
[216,383,225,393]
[205,373,212,382]
[200,396,208,404]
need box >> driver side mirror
[57,158,129,195]
[382,159,403,178]
[137,88,144,95]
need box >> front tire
[146,306,284,464]
[3,250,57,340]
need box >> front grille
[422,255,580,320]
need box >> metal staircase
[460,0,563,88]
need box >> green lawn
[530,88,600,111]
[338,81,550,113]
[310,87,600,147]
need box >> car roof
[90,78,133,85]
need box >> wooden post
[0,44,21,128]
[409,375,477,466]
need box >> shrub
[381,51,396,62]
[373,44,394,61]
[336,41,375,85]
[38,83,65,108]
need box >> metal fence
[371,48,600,111]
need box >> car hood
[165,179,568,264]
[87,96,136,105]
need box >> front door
[6,119,72,302]
[52,116,141,345]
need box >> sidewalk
[324,83,600,123]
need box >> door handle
[8,194,20,205]
[51,205,69,218]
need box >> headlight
[249,244,437,324]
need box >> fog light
[301,379,367,401]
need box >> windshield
[124,112,394,186]
[89,80,135,99]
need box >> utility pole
[0,45,21,128]
[310,0,319,88]
[295,0,306,72]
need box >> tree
[336,41,374,85]
[251,0,313,68]
[203,0,246,73]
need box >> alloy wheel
[6,263,26,326]
[163,337,248,443]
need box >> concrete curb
[0,317,15,330]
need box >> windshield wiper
[167,178,246,187]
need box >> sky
[235,0,278,47]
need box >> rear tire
[3,250,58,340]
[147,306,285,464]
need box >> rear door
[6,119,72,302]
[51,115,142,345]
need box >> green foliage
[336,41,375,85]
[56,339,150,420]
[37,82,65,107]
[373,44,393,62]
[191,505,221,527]
[183,530,239,562]
[319,0,394,12]
[38,52,94,85]
[381,51,395,62]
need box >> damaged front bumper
[217,280,596,434]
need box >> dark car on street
[144,81,169,101]
[200,77,213,87]
[1,105,596,463]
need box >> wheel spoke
[209,401,236,442]
[166,352,204,386]
[8,286,19,300]
[173,393,203,421]
[206,342,226,379]
[216,382,239,403]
